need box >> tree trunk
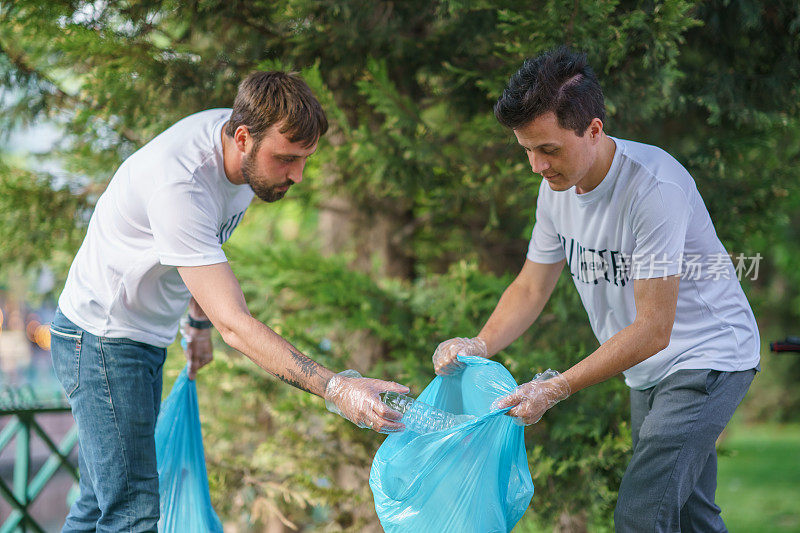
[554,509,588,533]
[317,155,415,531]
[318,193,415,280]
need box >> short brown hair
[225,71,328,148]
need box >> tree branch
[0,38,143,145]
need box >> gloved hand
[180,320,213,380]
[324,369,410,433]
[432,336,488,375]
[491,369,571,425]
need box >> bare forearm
[188,297,209,320]
[562,321,669,393]
[563,276,678,393]
[478,282,551,356]
[222,315,334,397]
[178,263,335,397]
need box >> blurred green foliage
[2,0,799,530]
[715,421,800,531]
[0,160,88,269]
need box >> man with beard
[50,71,408,532]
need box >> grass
[717,421,800,532]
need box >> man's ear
[233,125,250,153]
[587,118,604,141]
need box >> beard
[241,153,292,203]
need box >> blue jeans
[50,308,166,532]
[614,368,756,533]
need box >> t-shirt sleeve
[629,181,692,280]
[147,181,227,267]
[526,185,566,263]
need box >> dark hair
[225,71,328,148]
[494,47,605,136]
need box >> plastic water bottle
[381,391,475,433]
[329,369,474,433]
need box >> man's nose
[288,160,306,183]
[528,151,550,174]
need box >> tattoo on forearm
[276,371,311,393]
[290,349,320,378]
[274,349,321,394]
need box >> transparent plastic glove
[491,369,571,426]
[432,337,488,375]
[180,321,213,381]
[324,369,410,433]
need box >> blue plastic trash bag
[155,366,223,533]
[370,355,534,533]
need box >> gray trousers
[614,368,756,533]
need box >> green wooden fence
[0,385,77,533]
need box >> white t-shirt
[59,109,254,347]
[527,137,760,389]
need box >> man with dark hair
[50,70,408,532]
[434,48,759,532]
